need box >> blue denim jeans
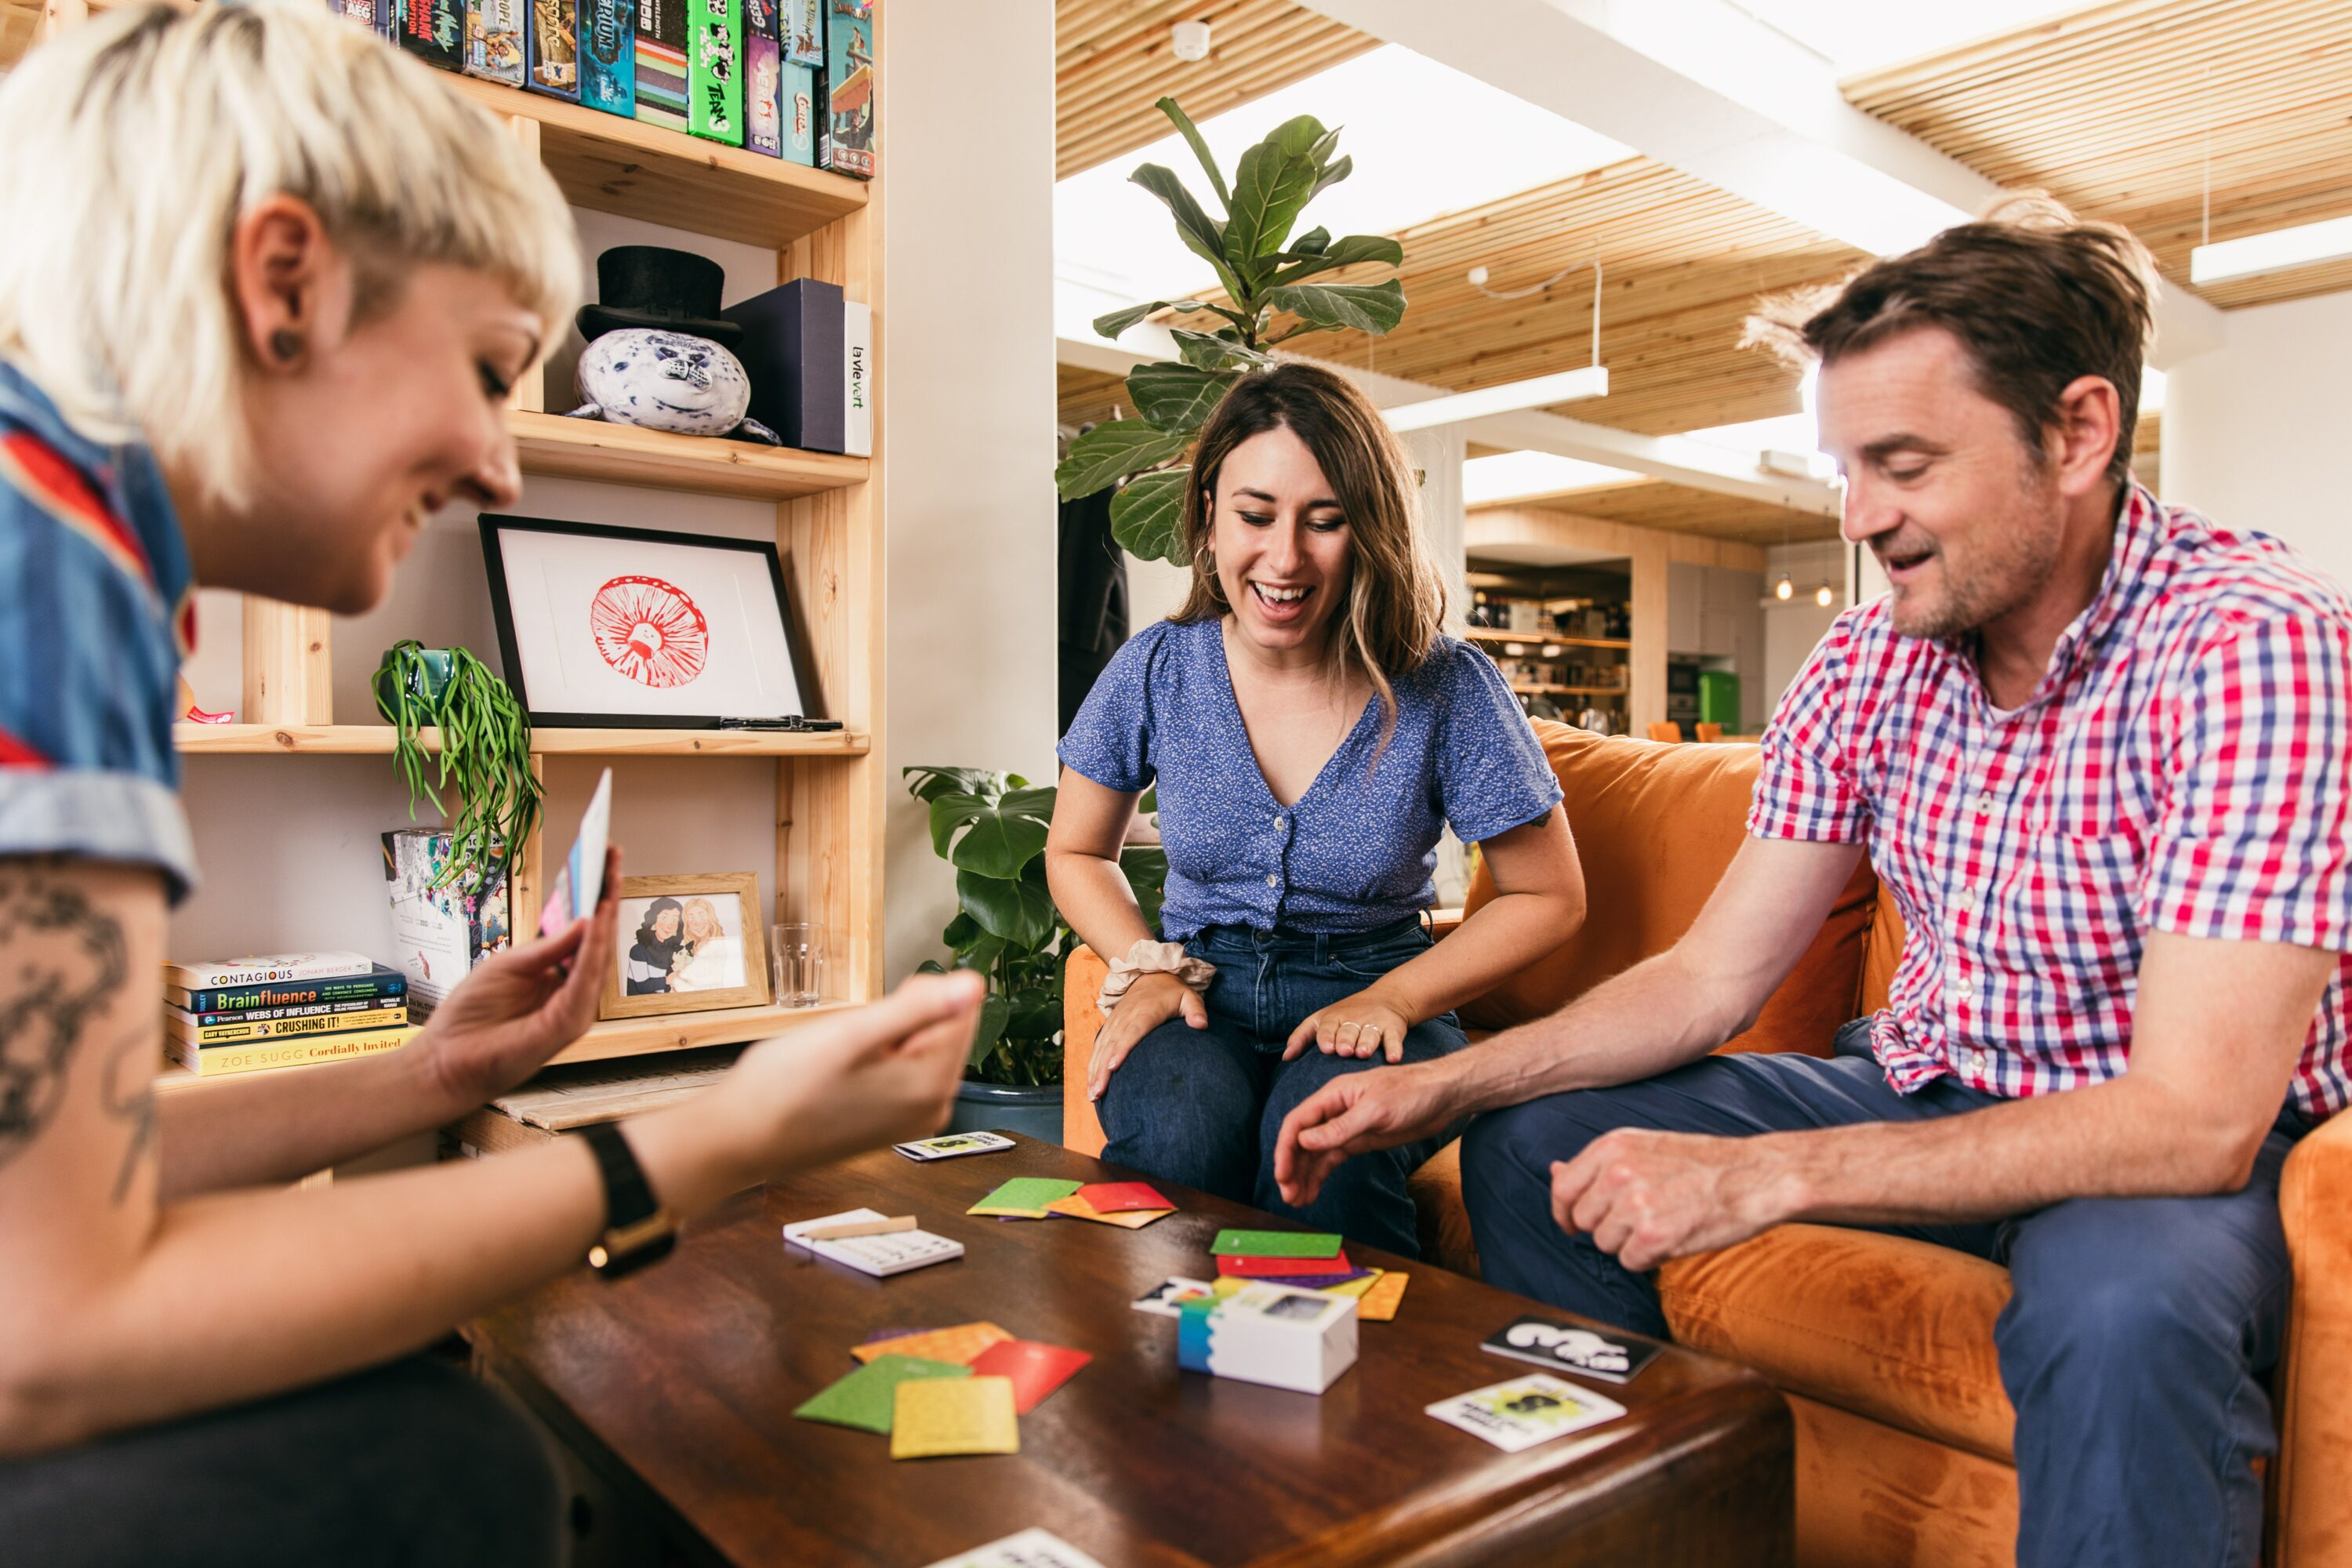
[1096,916,1468,1258]
[1459,1019,2312,1568]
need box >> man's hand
[412,847,622,1110]
[1549,1127,1799,1273]
[1272,1058,1461,1206]
[1086,971,1204,1102]
[1283,987,1411,1063]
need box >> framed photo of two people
[600,873,771,1018]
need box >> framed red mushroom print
[478,514,820,727]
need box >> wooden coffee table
[473,1136,1790,1566]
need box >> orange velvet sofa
[1062,720,2352,1567]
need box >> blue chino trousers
[1097,917,1468,1258]
[1459,1020,2310,1568]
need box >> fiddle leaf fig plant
[906,766,1167,1088]
[1054,96,1407,564]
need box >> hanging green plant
[374,640,541,898]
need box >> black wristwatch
[579,1122,677,1279]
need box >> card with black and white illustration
[1131,1277,1214,1317]
[1479,1314,1665,1385]
[892,1131,1016,1162]
[1424,1373,1628,1453]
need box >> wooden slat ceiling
[1058,364,1133,430]
[1,0,42,69]
[1846,0,2352,310]
[1181,155,1868,436]
[1056,1,1378,180]
[1497,481,1840,546]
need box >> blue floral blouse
[1058,617,1562,939]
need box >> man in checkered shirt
[1272,198,2350,1568]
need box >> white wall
[1761,539,1843,719]
[879,2,1059,979]
[2163,289,2352,590]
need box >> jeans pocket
[1325,938,1428,986]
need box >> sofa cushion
[1408,1139,1480,1277]
[1459,722,1879,1057]
[1657,1223,2017,1465]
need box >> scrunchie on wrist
[1097,938,1217,1014]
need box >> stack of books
[162,952,413,1079]
[335,0,875,176]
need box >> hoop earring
[1201,546,1228,604]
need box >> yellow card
[1358,1270,1409,1322]
[1319,1267,1384,1300]
[1210,1276,1249,1298]
[1043,1196,1174,1229]
[850,1322,1011,1367]
[890,1374,1020,1459]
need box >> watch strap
[581,1121,661,1229]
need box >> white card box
[1176,1281,1358,1394]
[782,1208,964,1278]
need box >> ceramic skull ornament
[568,329,778,442]
[561,245,782,445]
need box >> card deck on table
[1210,1229,1344,1259]
[1356,1269,1410,1322]
[1479,1314,1664,1384]
[968,1338,1091,1414]
[1316,1269,1383,1299]
[782,1209,963,1277]
[1254,1265,1375,1290]
[1424,1374,1627,1452]
[919,1527,1109,1568]
[891,1375,1020,1459]
[850,1321,1011,1366]
[893,1131,1015,1162]
[1131,1278,1214,1317]
[792,1354,970,1435]
[1073,1181,1171,1213]
[1216,1250,1354,1279]
[968,1178,1083,1218]
[1043,1194,1172,1229]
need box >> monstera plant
[906,766,1166,1087]
[1054,96,1409,564]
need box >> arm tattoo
[0,866,132,1181]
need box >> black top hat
[577,245,745,347]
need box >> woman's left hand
[1283,989,1413,1063]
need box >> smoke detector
[1171,20,1211,61]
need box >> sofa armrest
[1062,946,1109,1158]
[2277,1109,2352,1563]
[1429,906,1465,941]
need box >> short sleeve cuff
[1054,742,1152,797]
[1450,777,1564,846]
[0,769,198,902]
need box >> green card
[1211,1229,1345,1259]
[793,1355,971,1435]
[968,1178,1083,1217]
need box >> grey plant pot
[946,1079,1063,1145]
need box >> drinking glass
[771,923,826,1008]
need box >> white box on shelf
[843,299,872,457]
[1175,1282,1357,1394]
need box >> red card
[967,1338,1092,1414]
[1075,1181,1174,1214]
[1217,1250,1354,1279]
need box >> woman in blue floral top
[1049,363,1586,1256]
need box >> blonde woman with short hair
[1045,361,1586,1258]
[0,9,979,1560]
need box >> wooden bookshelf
[1508,684,1629,698]
[175,724,871,758]
[1464,626,1632,652]
[154,1000,860,1097]
[510,412,869,501]
[0,3,898,1093]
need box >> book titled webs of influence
[167,1002,409,1047]
[168,1027,417,1080]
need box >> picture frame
[600,873,772,1018]
[479,514,822,728]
